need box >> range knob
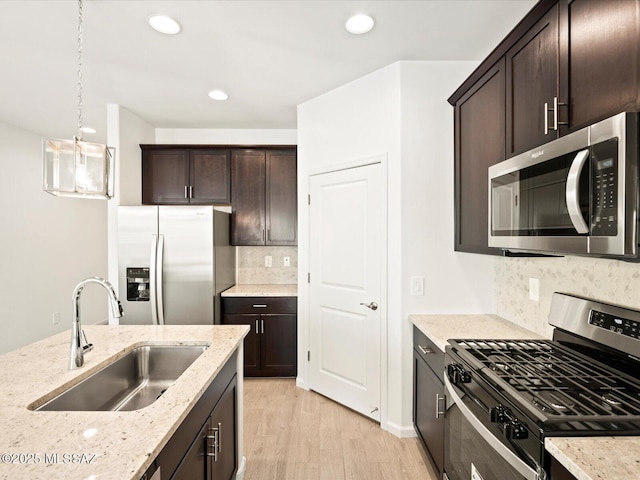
[489,405,509,424]
[503,420,528,440]
[447,364,472,384]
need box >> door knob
[360,302,378,311]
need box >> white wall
[0,121,108,354]
[155,129,297,145]
[297,61,495,435]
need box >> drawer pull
[252,304,267,308]
[418,345,433,355]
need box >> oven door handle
[565,148,590,234]
[444,375,542,480]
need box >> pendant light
[43,0,114,199]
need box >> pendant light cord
[77,0,83,141]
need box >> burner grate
[456,339,640,419]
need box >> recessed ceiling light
[208,89,229,101]
[345,14,375,34]
[81,126,96,134]
[148,15,181,35]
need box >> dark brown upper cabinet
[560,0,640,131]
[449,0,640,255]
[454,60,505,255]
[142,147,231,205]
[506,3,560,157]
[231,149,297,246]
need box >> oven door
[443,375,545,480]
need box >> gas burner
[487,354,512,372]
[532,390,576,414]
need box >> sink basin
[33,344,209,412]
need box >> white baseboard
[383,421,418,439]
[235,456,246,480]
[295,377,310,391]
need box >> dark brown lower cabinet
[413,326,445,477]
[154,352,238,480]
[550,456,578,480]
[222,297,297,377]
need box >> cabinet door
[231,150,266,245]
[266,150,297,245]
[261,314,297,376]
[210,379,237,480]
[190,150,231,204]
[170,419,208,480]
[413,353,444,476]
[222,314,260,376]
[454,60,505,255]
[561,0,640,130]
[142,149,190,204]
[506,3,560,157]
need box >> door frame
[299,153,388,429]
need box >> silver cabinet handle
[360,302,378,311]
[418,345,433,355]
[255,320,259,334]
[435,393,446,419]
[217,422,222,454]
[544,101,549,135]
[261,319,264,334]
[252,304,267,308]
[189,185,193,198]
[184,185,188,199]
[206,426,219,460]
[566,149,590,234]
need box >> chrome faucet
[69,277,123,370]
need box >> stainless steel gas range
[443,293,640,480]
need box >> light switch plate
[265,255,272,267]
[410,276,425,296]
[284,256,290,267]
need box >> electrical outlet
[52,312,60,325]
[410,276,425,296]
[529,277,540,302]
[265,255,272,267]
[284,256,290,267]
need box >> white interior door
[308,163,383,421]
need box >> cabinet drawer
[413,326,444,381]
[222,296,297,314]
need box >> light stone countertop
[222,284,298,297]
[0,324,248,480]
[545,437,640,480]
[409,313,640,480]
[409,313,544,352]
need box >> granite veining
[546,437,640,480]
[409,313,544,352]
[0,324,248,480]
[222,284,297,297]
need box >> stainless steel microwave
[488,112,639,258]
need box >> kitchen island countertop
[0,324,248,480]
[222,283,297,297]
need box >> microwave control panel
[591,138,618,236]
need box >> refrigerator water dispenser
[126,267,150,301]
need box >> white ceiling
[0,0,536,143]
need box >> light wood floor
[243,378,438,480]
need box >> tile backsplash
[237,246,298,284]
[496,255,640,338]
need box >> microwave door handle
[565,149,590,234]
[444,376,541,480]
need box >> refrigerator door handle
[156,234,165,325]
[149,234,159,326]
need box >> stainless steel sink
[33,344,209,412]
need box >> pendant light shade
[43,137,114,199]
[43,0,115,200]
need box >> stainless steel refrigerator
[117,206,235,325]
